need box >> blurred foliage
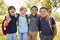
[51,13,60,21]
[40,0,52,14]
[0,0,8,15]
[25,0,60,13]
[25,0,40,8]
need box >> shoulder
[50,17,55,21]
[25,15,28,17]
[27,14,31,18]
[50,17,56,25]
[36,14,40,19]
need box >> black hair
[31,6,38,10]
[40,7,48,11]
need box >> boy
[4,6,17,40]
[39,7,57,40]
[18,7,28,40]
[28,6,40,40]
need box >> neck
[10,14,14,16]
[31,14,37,17]
[31,13,37,17]
[20,13,25,17]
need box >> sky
[4,0,60,13]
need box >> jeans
[40,35,53,40]
[18,32,28,40]
[6,33,16,40]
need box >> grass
[0,15,60,40]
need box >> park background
[0,0,60,40]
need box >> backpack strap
[38,17,42,31]
[25,15,29,27]
[17,14,29,26]
[49,17,53,31]
[17,14,28,23]
[25,15,28,23]
[37,17,41,31]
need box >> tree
[0,0,8,15]
[25,0,40,8]
[25,0,60,13]
[39,0,52,14]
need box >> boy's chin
[11,14,14,16]
[22,13,25,14]
[41,16,46,18]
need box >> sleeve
[15,13,19,21]
[51,17,56,25]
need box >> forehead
[31,7,37,10]
[22,8,27,10]
[40,9,47,11]
[10,8,15,10]
[20,8,27,11]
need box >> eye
[40,11,43,13]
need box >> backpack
[2,19,10,35]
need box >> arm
[4,19,11,27]
[52,18,57,38]
[52,24,57,38]
[4,20,8,27]
[15,13,20,21]
[4,15,11,27]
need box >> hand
[52,32,57,38]
[4,27,6,30]
[45,14,50,21]
[6,15,11,23]
[52,35,56,39]
[45,16,50,21]
[4,18,11,27]
[6,18,11,23]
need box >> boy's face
[39,9,48,18]
[9,8,16,15]
[20,9,27,14]
[31,7,38,16]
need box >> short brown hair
[40,7,48,11]
[20,7,27,11]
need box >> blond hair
[20,7,27,11]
